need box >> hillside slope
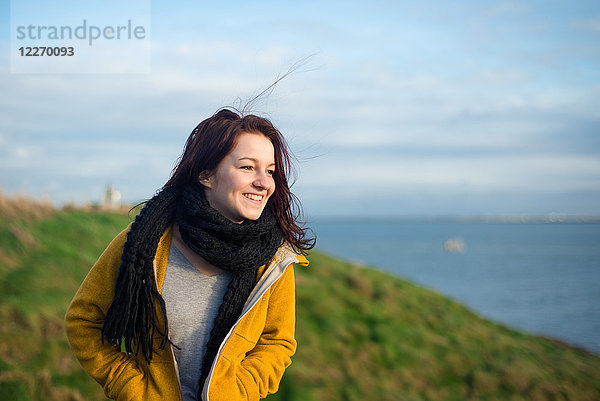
[0,206,599,401]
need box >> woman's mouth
[243,193,264,202]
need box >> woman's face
[201,132,276,223]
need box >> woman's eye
[267,169,275,176]
[241,166,253,171]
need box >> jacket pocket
[221,332,256,363]
[112,344,180,401]
[104,355,145,401]
[233,297,269,345]
[210,339,260,401]
[141,359,181,401]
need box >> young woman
[65,109,313,401]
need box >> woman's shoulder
[104,222,134,252]
[274,242,309,266]
[109,222,172,250]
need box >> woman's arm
[64,226,145,401]
[240,265,297,398]
[208,265,298,401]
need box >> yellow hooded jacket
[65,224,308,401]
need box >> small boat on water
[444,237,466,253]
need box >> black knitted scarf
[101,182,283,396]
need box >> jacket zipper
[201,256,299,401]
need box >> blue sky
[1,0,599,217]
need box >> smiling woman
[200,133,276,223]
[64,108,314,401]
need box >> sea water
[310,221,600,355]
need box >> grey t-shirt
[162,244,232,401]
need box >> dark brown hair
[164,108,314,253]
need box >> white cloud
[297,153,600,194]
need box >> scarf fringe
[102,187,178,362]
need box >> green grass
[0,208,133,401]
[0,205,599,400]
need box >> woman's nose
[253,171,272,190]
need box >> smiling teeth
[244,194,263,201]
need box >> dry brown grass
[0,191,54,221]
[0,249,17,268]
[8,225,39,248]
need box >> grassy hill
[0,196,599,400]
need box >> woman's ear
[198,171,213,188]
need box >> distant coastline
[310,213,600,224]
